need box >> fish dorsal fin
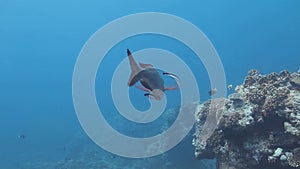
[139,62,153,69]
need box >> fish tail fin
[127,49,131,56]
[127,49,142,86]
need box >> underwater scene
[1,1,300,169]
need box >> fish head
[149,89,164,100]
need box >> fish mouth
[149,89,164,100]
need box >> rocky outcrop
[193,69,300,169]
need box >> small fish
[18,134,26,139]
[228,84,233,90]
[208,88,217,96]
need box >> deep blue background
[0,0,299,168]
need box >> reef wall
[193,69,300,169]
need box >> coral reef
[193,69,300,169]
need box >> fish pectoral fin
[164,86,178,91]
[139,62,153,69]
[135,85,151,92]
[144,93,155,99]
[163,72,182,86]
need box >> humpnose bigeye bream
[127,49,179,100]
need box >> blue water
[1,0,300,168]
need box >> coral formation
[193,69,300,169]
